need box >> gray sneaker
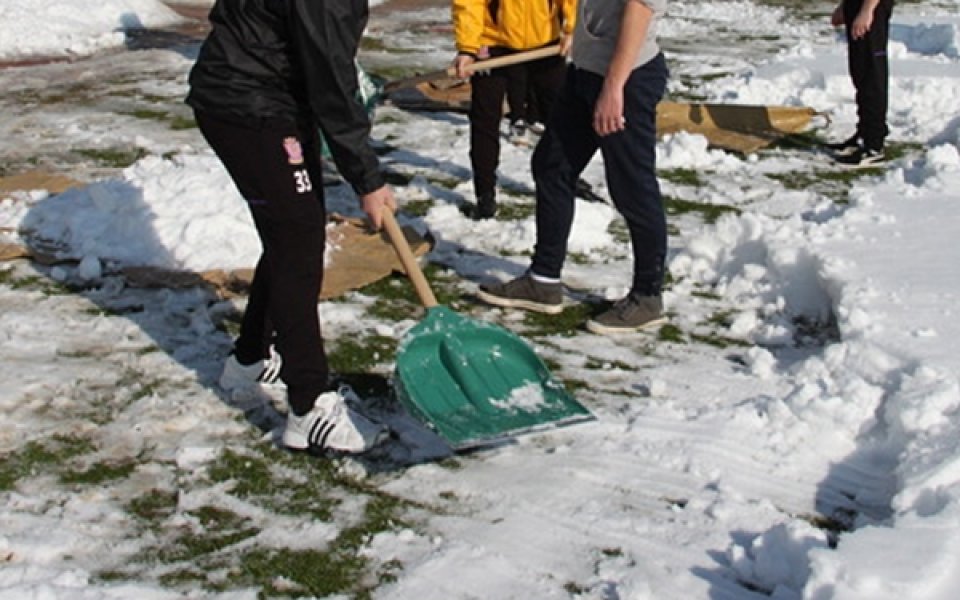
[586,295,667,334]
[476,273,563,314]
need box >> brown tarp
[122,215,433,299]
[0,170,81,195]
[383,78,821,154]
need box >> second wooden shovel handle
[382,210,438,309]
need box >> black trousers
[195,111,329,415]
[844,0,894,150]
[531,56,669,297]
[469,48,566,199]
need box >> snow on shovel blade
[393,305,594,450]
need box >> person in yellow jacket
[452,0,576,219]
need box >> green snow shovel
[382,211,594,450]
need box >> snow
[2,0,960,598]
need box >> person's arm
[452,0,484,78]
[593,0,654,137]
[559,0,579,56]
[851,0,881,39]
[292,0,394,227]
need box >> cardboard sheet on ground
[0,181,433,299]
[124,215,434,299]
[383,79,821,154]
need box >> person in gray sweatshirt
[477,0,670,335]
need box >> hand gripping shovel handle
[383,44,562,93]
[382,210,438,309]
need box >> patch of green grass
[736,33,781,42]
[423,174,463,190]
[383,170,414,186]
[114,369,164,405]
[583,357,634,371]
[363,263,462,315]
[0,268,15,286]
[607,219,630,245]
[657,323,686,344]
[362,277,420,319]
[360,38,419,55]
[884,140,924,161]
[155,505,260,564]
[83,303,145,317]
[707,309,737,328]
[75,147,148,168]
[402,198,433,217]
[690,332,751,349]
[564,581,590,595]
[0,272,72,295]
[112,442,420,596]
[169,115,196,130]
[659,168,703,187]
[522,303,593,337]
[328,335,397,374]
[124,108,168,121]
[769,130,823,151]
[566,251,595,266]
[0,435,96,491]
[664,196,740,224]
[127,489,179,524]
[60,460,137,485]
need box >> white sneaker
[218,349,283,409]
[282,386,389,453]
[508,119,534,147]
[219,347,283,392]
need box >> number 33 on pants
[282,136,313,194]
[293,169,313,193]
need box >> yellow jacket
[452,0,577,55]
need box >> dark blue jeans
[531,54,668,297]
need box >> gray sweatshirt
[571,0,666,76]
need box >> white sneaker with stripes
[282,386,388,453]
[218,348,283,408]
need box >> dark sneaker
[835,147,885,168]
[476,273,563,314]
[586,295,667,335]
[471,193,497,220]
[824,134,861,157]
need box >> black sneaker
[835,147,885,168]
[471,193,497,220]
[824,134,861,157]
[585,294,667,335]
[476,273,563,314]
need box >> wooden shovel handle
[382,210,438,309]
[383,44,562,93]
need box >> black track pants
[195,111,329,415]
[844,0,894,150]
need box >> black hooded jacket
[186,0,384,196]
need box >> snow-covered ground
[1,1,960,598]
